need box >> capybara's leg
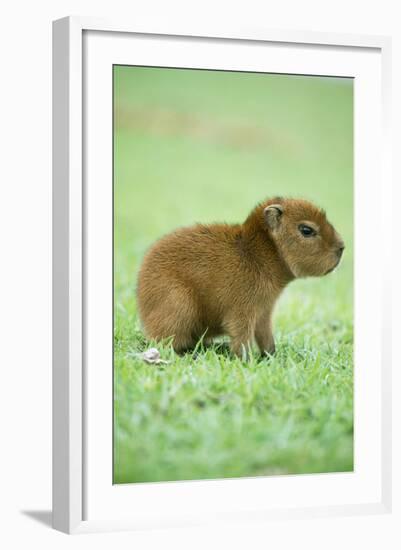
[141,283,200,352]
[255,310,275,356]
[223,312,256,360]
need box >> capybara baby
[137,197,344,358]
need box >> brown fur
[136,197,344,358]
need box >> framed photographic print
[52,17,393,534]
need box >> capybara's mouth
[324,258,341,275]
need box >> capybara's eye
[298,224,316,237]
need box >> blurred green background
[113,66,353,484]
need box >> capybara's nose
[336,243,345,258]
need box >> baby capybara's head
[263,197,345,278]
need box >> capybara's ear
[264,204,283,230]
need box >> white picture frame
[52,16,393,534]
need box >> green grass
[113,66,354,483]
